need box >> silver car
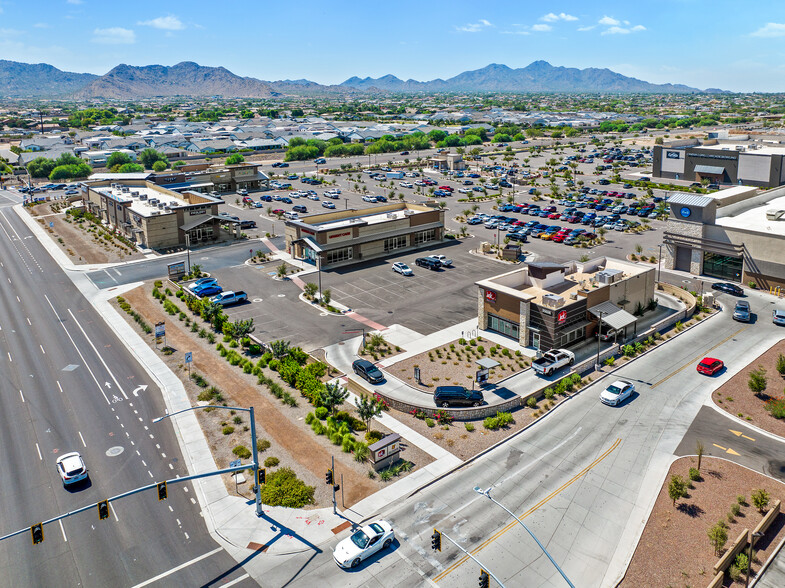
[773,309,785,326]
[733,300,751,322]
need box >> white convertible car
[333,520,395,568]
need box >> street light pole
[185,233,191,274]
[154,404,262,517]
[745,531,764,588]
[317,253,322,302]
[657,243,663,284]
[595,310,605,370]
[474,486,575,588]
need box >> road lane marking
[652,325,749,389]
[57,380,62,393]
[59,520,67,542]
[730,430,755,441]
[19,390,24,403]
[45,295,110,404]
[78,431,86,448]
[433,438,622,583]
[220,574,250,588]
[40,344,45,354]
[713,443,740,456]
[131,547,223,588]
[110,501,120,522]
[26,317,31,325]
[67,309,128,400]
[35,443,42,460]
[7,352,11,362]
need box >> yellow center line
[432,438,622,583]
[651,325,749,389]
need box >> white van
[284,211,299,220]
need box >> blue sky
[3,1,785,91]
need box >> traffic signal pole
[331,455,337,515]
[249,406,262,517]
[434,530,506,588]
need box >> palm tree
[232,318,255,341]
[270,339,291,359]
[319,382,349,416]
[201,300,222,326]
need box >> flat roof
[699,143,785,156]
[715,192,785,237]
[95,185,192,217]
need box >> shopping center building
[284,202,445,269]
[663,186,785,288]
[83,180,238,250]
[476,258,655,350]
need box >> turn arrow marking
[713,443,741,456]
[729,429,755,442]
[132,384,148,397]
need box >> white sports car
[333,520,395,568]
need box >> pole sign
[154,322,166,338]
[185,352,192,364]
[229,459,241,468]
[414,366,420,383]
[167,261,186,281]
[476,368,490,384]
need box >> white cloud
[601,24,646,35]
[751,22,785,38]
[599,16,620,26]
[531,24,552,32]
[631,25,646,32]
[138,15,185,31]
[577,25,595,32]
[0,28,23,36]
[92,27,135,44]
[456,19,492,33]
[501,30,530,35]
[542,12,577,22]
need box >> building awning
[588,301,637,331]
[694,165,725,175]
[180,215,222,231]
[293,221,444,252]
[301,236,323,253]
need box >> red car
[697,357,724,376]
[548,212,561,219]
[551,233,567,243]
[271,208,285,215]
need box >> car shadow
[63,477,92,493]
[340,538,401,573]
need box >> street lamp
[154,404,262,517]
[595,310,606,371]
[657,243,663,284]
[745,531,764,588]
[473,486,575,588]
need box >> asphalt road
[0,193,255,587]
[247,287,785,587]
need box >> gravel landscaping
[620,457,785,588]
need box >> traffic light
[31,523,44,545]
[479,570,490,588]
[325,469,333,485]
[97,500,110,521]
[257,468,266,485]
[430,529,441,552]
[157,481,168,501]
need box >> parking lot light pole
[746,531,764,588]
[473,486,575,588]
[154,405,262,517]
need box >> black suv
[415,257,441,270]
[433,386,484,408]
[352,359,384,384]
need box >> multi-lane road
[0,189,254,586]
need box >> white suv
[56,452,88,485]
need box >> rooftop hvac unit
[139,194,148,201]
[766,209,785,221]
[157,202,165,209]
[150,211,160,216]
[121,187,129,193]
[149,198,159,205]
[130,191,139,197]
[403,210,414,216]
[541,293,565,308]
[386,213,395,219]
[163,206,171,212]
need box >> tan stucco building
[284,202,445,269]
[476,257,655,350]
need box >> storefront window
[326,247,353,265]
[703,252,742,282]
[384,235,407,252]
[414,229,435,245]
[558,326,585,348]
[487,314,519,340]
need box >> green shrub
[526,396,538,409]
[257,438,271,452]
[737,495,747,506]
[765,396,785,419]
[483,416,499,430]
[222,425,234,435]
[197,390,213,402]
[752,488,771,512]
[305,412,315,425]
[496,412,514,427]
[464,423,475,432]
[365,430,384,443]
[330,431,343,445]
[729,565,742,582]
[731,503,741,517]
[232,445,251,459]
[543,388,554,400]
[315,406,329,420]
[425,418,435,428]
[734,552,748,572]
[258,467,315,508]
[354,442,369,462]
[689,467,701,481]
[380,469,394,481]
[341,434,355,453]
[233,416,242,424]
[264,456,280,468]
[311,420,325,435]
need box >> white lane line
[35,443,42,461]
[130,547,224,588]
[176,519,181,526]
[16,296,20,302]
[183,532,190,540]
[19,390,24,403]
[40,344,45,355]
[190,498,196,505]
[59,520,67,542]
[110,501,120,522]
[67,309,128,400]
[182,487,188,493]
[57,380,62,393]
[168,464,174,470]
[148,471,153,478]
[26,317,31,325]
[45,295,110,405]
[113,268,122,276]
[78,431,86,448]
[161,453,166,458]
[136,450,141,456]
[141,460,147,467]
[221,574,250,588]
[7,352,11,362]
[168,505,173,512]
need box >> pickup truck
[210,291,248,307]
[532,349,575,376]
[427,254,452,267]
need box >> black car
[712,282,744,296]
[415,257,441,270]
[239,220,256,229]
[433,386,484,408]
[352,359,384,384]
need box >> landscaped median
[114,279,432,510]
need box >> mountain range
[0,59,719,99]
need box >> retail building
[476,258,655,350]
[664,185,785,288]
[284,202,445,269]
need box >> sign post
[414,366,421,385]
[154,322,166,349]
[185,351,192,377]
[167,261,186,281]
